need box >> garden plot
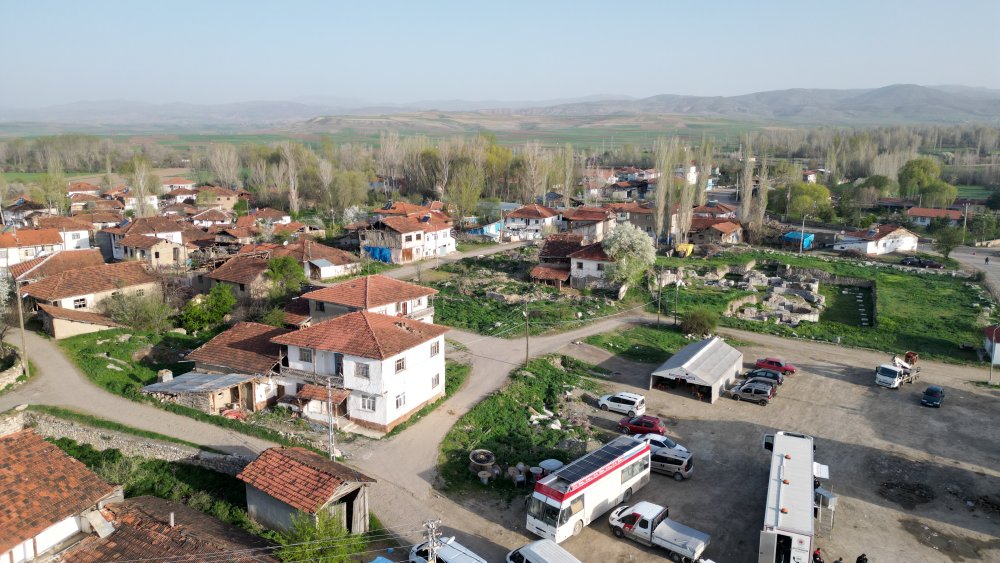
[430,249,646,336]
[820,285,875,327]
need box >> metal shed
[142,372,260,414]
[649,336,743,403]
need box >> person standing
[856,554,868,563]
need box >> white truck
[875,351,920,388]
[608,501,711,563]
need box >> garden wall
[784,267,878,327]
[0,356,24,390]
[0,409,251,475]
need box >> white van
[410,536,487,563]
[506,539,582,563]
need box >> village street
[2,246,999,559]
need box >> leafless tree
[738,136,754,224]
[125,156,159,218]
[654,137,679,244]
[749,151,769,241]
[248,158,268,192]
[377,131,402,194]
[208,143,241,188]
[279,142,300,213]
[521,141,547,202]
[676,147,695,242]
[695,137,713,205]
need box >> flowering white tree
[602,222,656,285]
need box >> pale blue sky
[3,0,999,107]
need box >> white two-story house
[504,204,560,240]
[301,274,437,325]
[0,228,66,271]
[271,311,449,433]
[33,216,94,250]
[359,212,455,264]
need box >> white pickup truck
[875,352,920,389]
[608,501,711,563]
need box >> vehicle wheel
[612,526,624,538]
[600,404,609,411]
[573,520,583,536]
[732,395,741,401]
[758,399,768,406]
[627,410,636,417]
[622,488,633,502]
[673,472,684,482]
[668,552,683,562]
[619,426,630,434]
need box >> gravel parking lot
[517,331,1000,562]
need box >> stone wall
[0,409,251,475]
[726,295,760,315]
[783,266,878,327]
[0,356,24,390]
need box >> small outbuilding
[237,447,375,534]
[141,372,275,414]
[649,336,743,403]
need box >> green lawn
[584,325,694,364]
[819,285,873,326]
[456,240,500,253]
[955,184,994,199]
[438,355,603,496]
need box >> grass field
[819,285,874,326]
[2,171,91,183]
[955,184,995,199]
[583,325,694,363]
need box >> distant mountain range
[1,85,998,129]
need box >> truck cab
[875,364,905,388]
[608,501,710,563]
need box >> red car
[755,357,797,375]
[618,415,666,435]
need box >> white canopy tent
[650,336,743,403]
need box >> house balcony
[404,306,434,323]
[278,365,344,388]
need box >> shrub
[181,284,236,332]
[278,511,365,562]
[681,307,718,336]
[101,293,173,332]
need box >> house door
[399,301,408,315]
[402,248,413,262]
[334,353,344,376]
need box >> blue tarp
[363,246,392,263]
[781,231,814,249]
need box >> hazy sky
[3,0,999,107]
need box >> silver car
[597,391,646,416]
[729,381,775,405]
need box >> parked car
[922,260,944,269]
[650,449,694,481]
[411,536,487,563]
[618,415,667,435]
[900,256,922,266]
[506,539,582,563]
[921,385,945,407]
[635,433,688,454]
[728,381,775,405]
[745,377,779,395]
[597,391,646,416]
[755,357,797,374]
[743,368,785,385]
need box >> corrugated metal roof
[651,336,742,387]
[309,258,334,268]
[141,372,257,394]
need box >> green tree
[100,292,172,332]
[277,511,365,563]
[859,175,895,194]
[445,160,483,225]
[898,158,941,197]
[932,227,963,259]
[919,179,957,209]
[180,284,236,332]
[770,182,832,218]
[601,222,656,285]
[266,256,306,299]
[986,191,1000,211]
[261,307,288,327]
[680,308,718,336]
[233,199,249,216]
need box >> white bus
[526,436,651,543]
[758,431,828,563]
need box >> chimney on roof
[169,512,175,527]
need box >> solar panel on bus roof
[554,436,637,485]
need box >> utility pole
[523,300,529,366]
[673,280,680,326]
[962,202,969,245]
[15,283,28,379]
[423,520,442,563]
[326,378,336,460]
[799,213,808,255]
[655,267,662,328]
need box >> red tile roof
[0,228,64,248]
[235,215,257,228]
[271,310,448,360]
[378,211,451,234]
[253,208,289,220]
[21,261,158,301]
[165,187,198,197]
[119,233,171,249]
[8,249,105,281]
[603,202,653,214]
[72,211,123,225]
[65,496,277,563]
[539,234,584,260]
[302,275,435,309]
[33,215,94,231]
[271,241,360,266]
[67,181,100,193]
[104,216,183,236]
[236,447,374,513]
[162,177,195,185]
[197,186,237,197]
[709,221,741,234]
[37,303,122,327]
[689,217,733,231]
[568,242,614,262]
[906,207,962,220]
[530,264,571,281]
[206,256,270,285]
[295,384,351,403]
[188,321,291,374]
[561,207,615,222]
[283,298,312,326]
[273,221,306,235]
[0,430,117,553]
[692,201,737,215]
[375,201,434,216]
[192,208,232,222]
[506,204,559,220]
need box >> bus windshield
[528,496,560,527]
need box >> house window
[136,289,144,296]
[0,250,6,259]
[239,283,246,292]
[360,394,376,412]
[430,341,440,357]
[198,275,204,283]
[405,235,413,242]
[317,301,326,312]
[597,263,605,271]
[355,363,369,379]
[71,233,81,240]
[416,233,422,240]
[298,348,313,363]
[395,357,406,373]
[73,298,86,309]
[432,373,440,389]
[576,261,583,269]
[395,393,406,409]
[154,252,160,259]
